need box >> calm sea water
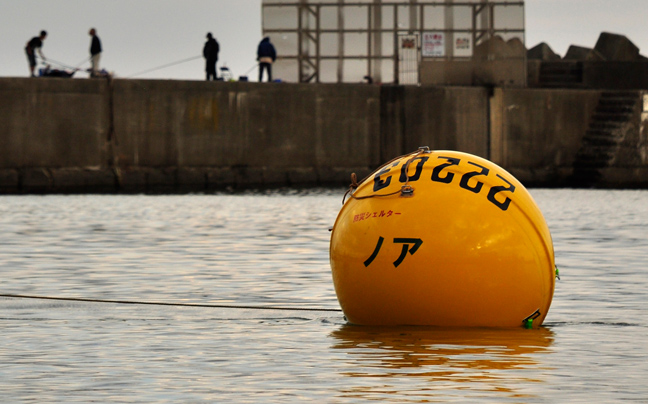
[0,189,647,403]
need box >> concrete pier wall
[379,86,490,161]
[0,78,109,168]
[489,88,601,183]
[110,80,381,190]
[0,77,646,193]
[113,80,381,169]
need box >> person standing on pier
[256,37,276,82]
[88,28,102,77]
[203,32,220,81]
[25,30,47,77]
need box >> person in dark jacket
[257,37,276,82]
[203,33,220,81]
[89,28,102,77]
[25,30,47,77]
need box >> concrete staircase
[570,91,640,186]
[538,61,583,88]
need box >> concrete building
[262,0,525,86]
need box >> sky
[0,0,646,81]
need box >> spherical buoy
[329,148,556,328]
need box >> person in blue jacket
[256,37,276,82]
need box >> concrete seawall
[1,77,646,193]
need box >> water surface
[1,189,647,402]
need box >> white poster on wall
[454,36,472,57]
[422,32,445,57]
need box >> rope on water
[0,293,342,313]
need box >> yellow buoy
[329,148,555,328]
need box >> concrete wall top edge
[502,87,603,95]
[0,77,107,93]
[112,79,382,98]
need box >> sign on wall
[454,36,472,57]
[398,34,419,85]
[422,32,445,57]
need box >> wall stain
[188,97,219,133]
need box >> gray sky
[525,0,646,56]
[1,0,646,81]
[1,0,264,80]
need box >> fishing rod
[243,62,259,75]
[73,55,92,68]
[126,55,202,78]
[39,57,81,71]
